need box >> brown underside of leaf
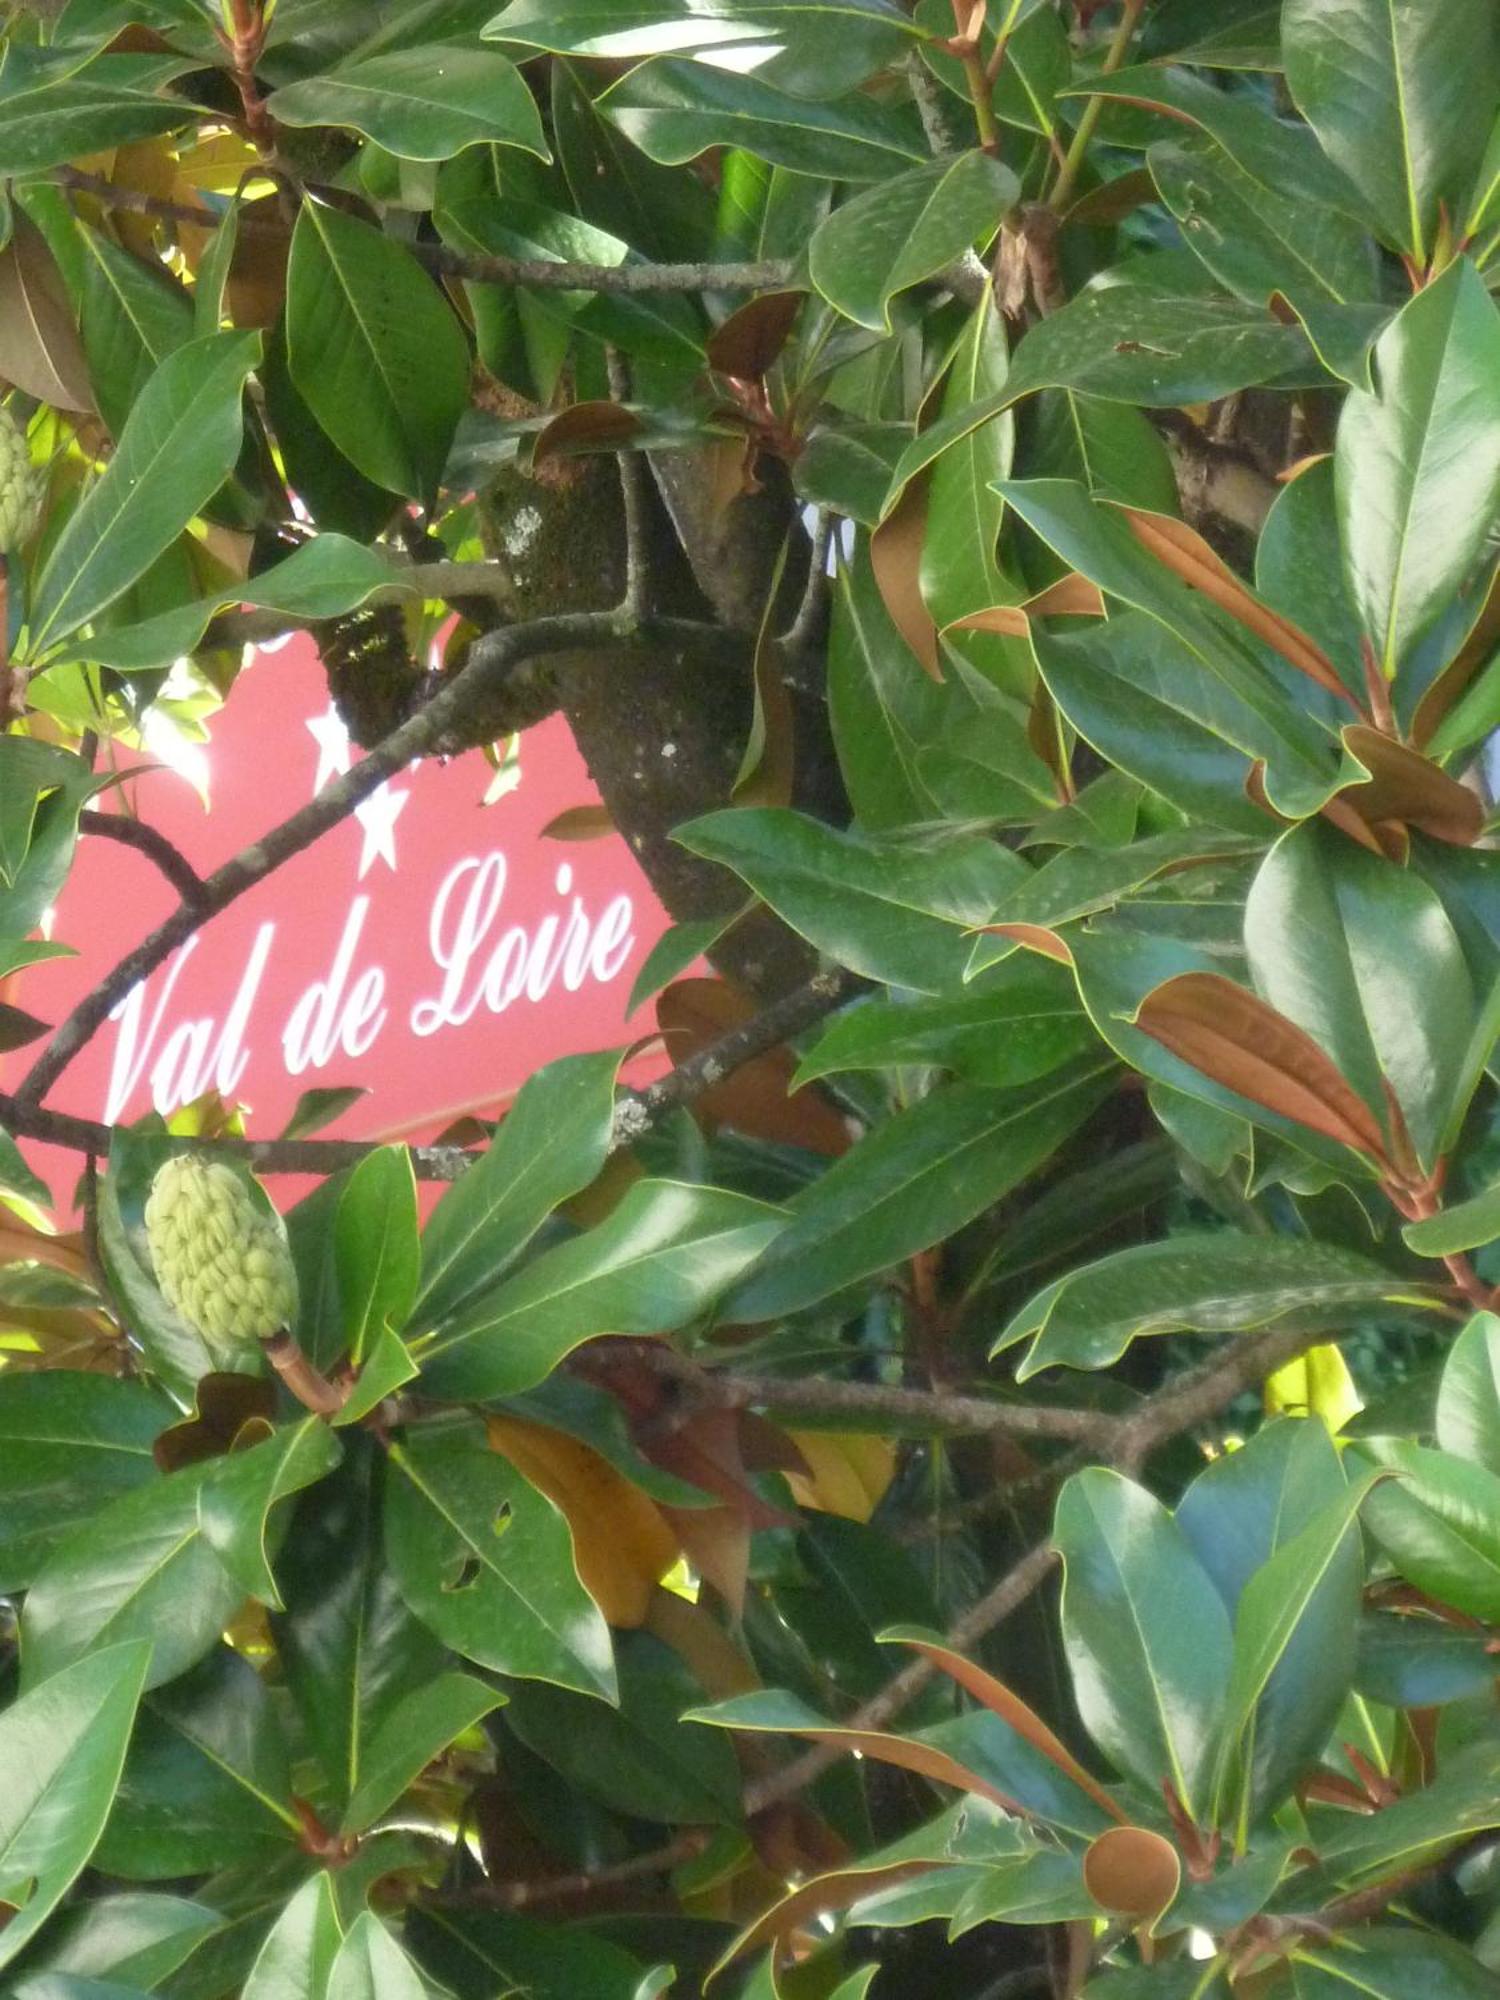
[870,476,941,678]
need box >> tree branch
[13,610,664,1112]
[607,349,652,625]
[52,170,792,294]
[78,810,209,907]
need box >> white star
[353,782,409,879]
[306,706,352,794]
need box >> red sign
[21,634,678,1177]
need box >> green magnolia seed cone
[0,407,43,556]
[144,1155,298,1365]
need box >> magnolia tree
[1,0,1499,1995]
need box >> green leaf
[0,69,192,177]
[341,1672,503,1834]
[886,291,1316,500]
[1404,1188,1500,1260]
[84,537,398,672]
[334,1323,419,1427]
[690,1690,1114,1839]
[413,1047,621,1333]
[1255,457,1364,700]
[1244,819,1476,1169]
[19,1891,219,1989]
[286,201,469,503]
[808,153,1016,333]
[94,1647,299,1879]
[333,1145,419,1368]
[1026,388,1179,513]
[21,1457,244,1693]
[1177,1417,1350,1611]
[1000,480,1338,820]
[0,1645,150,1972]
[793,960,1091,1089]
[1309,1748,1500,1884]
[1436,1312,1500,1474]
[1355,1609,1499,1708]
[1149,134,1376,312]
[269,47,548,162]
[385,1415,617,1699]
[827,544,950,829]
[0,1372,171,1593]
[1291,1930,1500,1997]
[280,1086,369,1141]
[241,1873,344,2000]
[1283,0,1500,258]
[27,330,259,654]
[1334,258,1500,682]
[326,1913,428,2000]
[490,0,916,59]
[597,58,925,181]
[197,1418,344,1608]
[406,1907,650,2000]
[946,1849,1097,1931]
[679,807,1027,992]
[1213,1472,1373,1828]
[552,59,715,262]
[995,1233,1430,1380]
[76,226,194,440]
[726,1061,1113,1323]
[1356,1438,1500,1620]
[1054,1468,1231,1818]
[418,1179,784,1398]
[271,1440,448,1818]
[503,1630,742,1824]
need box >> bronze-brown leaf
[1135,971,1390,1163]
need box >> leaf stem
[1047,0,1146,212]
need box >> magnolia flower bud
[144,1155,298,1366]
[0,408,43,556]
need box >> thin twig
[79,810,209,907]
[52,170,792,294]
[606,348,651,625]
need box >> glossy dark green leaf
[945,1849,1097,1932]
[1150,134,1376,312]
[1435,1312,1500,1475]
[809,154,1015,333]
[1283,0,1499,258]
[27,331,259,654]
[271,1441,448,1818]
[407,1907,649,2000]
[341,1672,503,1834]
[0,1371,171,1592]
[793,959,1091,1089]
[553,61,714,261]
[240,1874,343,2000]
[1054,1468,1231,1818]
[76,227,194,440]
[286,202,469,503]
[1214,1473,1372,1827]
[1244,819,1476,1169]
[0,69,192,176]
[726,1060,1113,1322]
[86,537,397,673]
[325,1911,428,2000]
[413,1048,621,1332]
[94,1647,299,1880]
[1334,259,1500,683]
[197,1418,343,1608]
[1357,1438,1500,1620]
[503,1630,741,1824]
[1026,389,1179,513]
[19,1893,219,1990]
[1255,457,1365,700]
[332,1144,419,1368]
[995,1233,1427,1381]
[598,59,925,181]
[417,1179,783,1400]
[827,544,949,828]
[1354,1610,1499,1708]
[1310,1746,1500,1884]
[1404,1191,1500,1261]
[0,1644,150,1973]
[21,1456,244,1693]
[1291,1930,1500,1997]
[269,47,547,162]
[886,292,1316,500]
[679,807,1027,992]
[385,1415,617,1699]
[261,317,396,542]
[491,0,915,59]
